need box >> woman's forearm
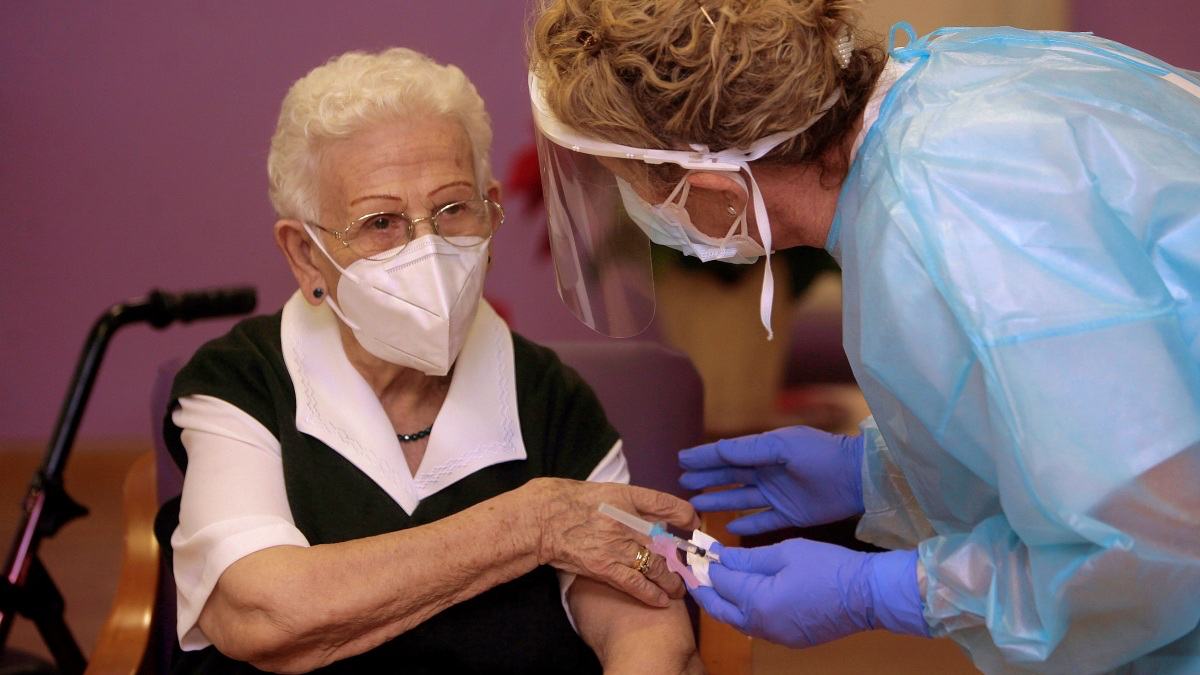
[196,476,698,672]
[200,481,546,672]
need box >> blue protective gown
[827,26,1200,674]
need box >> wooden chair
[86,451,159,675]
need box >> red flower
[505,136,552,258]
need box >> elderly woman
[159,48,703,674]
[527,1,1200,673]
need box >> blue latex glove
[678,426,865,534]
[692,539,929,648]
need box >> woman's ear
[685,171,749,215]
[486,180,504,235]
[274,219,328,306]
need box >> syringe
[598,503,721,563]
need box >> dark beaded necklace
[397,425,433,443]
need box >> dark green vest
[158,310,615,674]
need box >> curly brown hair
[529,0,885,183]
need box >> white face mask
[306,227,489,376]
[616,171,766,265]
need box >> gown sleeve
[856,416,936,550]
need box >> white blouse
[171,292,628,650]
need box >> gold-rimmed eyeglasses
[307,198,504,261]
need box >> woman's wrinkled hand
[529,478,700,607]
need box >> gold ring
[634,546,652,576]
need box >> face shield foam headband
[530,70,840,339]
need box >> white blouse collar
[280,291,526,515]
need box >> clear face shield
[533,129,656,338]
[529,71,839,338]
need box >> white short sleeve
[170,394,310,650]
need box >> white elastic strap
[714,171,752,249]
[321,292,361,332]
[716,211,747,249]
[669,174,692,204]
[739,162,775,340]
[713,92,842,341]
[303,223,364,331]
[715,89,842,164]
[304,223,360,281]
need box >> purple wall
[3,1,1197,442]
[1071,0,1199,69]
[1,1,602,442]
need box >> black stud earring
[313,288,325,299]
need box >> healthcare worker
[526,1,1200,673]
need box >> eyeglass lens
[345,199,495,257]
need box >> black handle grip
[145,287,257,328]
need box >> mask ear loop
[713,171,752,250]
[303,222,365,331]
[669,169,750,251]
[666,171,693,205]
[676,170,739,249]
[679,168,768,328]
[715,212,746,250]
[305,223,358,281]
[660,172,701,248]
[708,90,843,339]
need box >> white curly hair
[267,48,494,222]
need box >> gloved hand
[678,426,865,534]
[691,539,929,649]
